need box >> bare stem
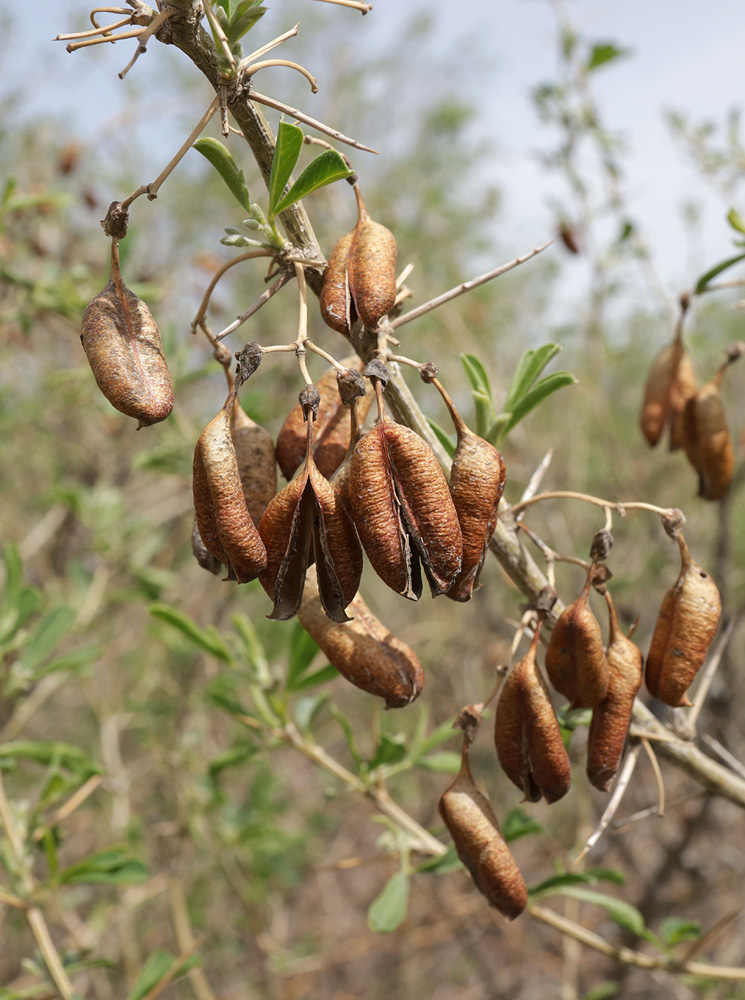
[118,6,173,78]
[65,27,143,51]
[249,91,378,153]
[576,744,641,862]
[510,490,684,523]
[310,0,373,10]
[241,23,300,67]
[243,59,318,93]
[215,270,294,341]
[191,250,276,332]
[390,242,552,330]
[202,0,236,76]
[305,340,347,372]
[56,16,132,40]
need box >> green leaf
[294,692,330,734]
[533,885,647,937]
[149,604,232,662]
[32,643,100,681]
[272,149,354,218]
[367,732,408,771]
[193,137,251,212]
[501,807,546,843]
[125,949,200,1000]
[473,391,494,439]
[586,42,630,72]
[694,251,745,293]
[584,867,626,886]
[367,870,409,933]
[0,741,99,780]
[227,0,265,44]
[491,371,577,443]
[415,716,457,756]
[503,343,562,413]
[426,418,457,459]
[415,844,461,874]
[330,705,362,771]
[580,983,620,1000]
[289,663,340,693]
[16,607,75,675]
[460,353,493,401]
[59,846,148,886]
[660,916,701,948]
[0,544,41,645]
[530,872,601,895]
[727,208,745,235]
[286,621,320,690]
[416,751,461,773]
[208,741,259,780]
[268,121,304,219]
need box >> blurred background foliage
[1,3,745,999]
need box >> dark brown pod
[667,347,697,452]
[258,419,362,622]
[495,625,572,804]
[298,566,424,708]
[81,241,173,428]
[193,393,268,584]
[319,229,356,337]
[586,591,643,791]
[349,396,462,600]
[435,381,506,602]
[544,568,609,709]
[681,364,734,501]
[275,359,366,481]
[347,187,398,331]
[439,744,527,920]
[231,398,277,526]
[645,533,721,707]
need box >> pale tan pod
[544,569,609,709]
[81,242,173,428]
[668,348,697,452]
[298,566,424,708]
[439,744,527,920]
[319,229,356,336]
[193,400,267,583]
[230,398,277,526]
[640,338,682,447]
[645,533,721,707]
[587,591,643,791]
[682,369,734,501]
[347,216,398,330]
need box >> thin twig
[511,490,683,521]
[576,743,641,862]
[699,734,745,782]
[516,449,554,522]
[243,59,318,93]
[215,270,294,341]
[390,242,552,330]
[240,23,300,67]
[681,616,737,736]
[611,792,706,834]
[191,250,276,331]
[65,27,143,52]
[310,0,373,11]
[249,91,378,153]
[202,0,236,77]
[118,6,172,78]
[55,16,132,40]
[640,738,665,817]
[294,262,313,384]
[305,340,347,372]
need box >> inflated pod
[439,744,527,920]
[275,358,366,481]
[667,348,697,452]
[259,417,362,622]
[681,364,734,501]
[191,519,223,575]
[314,376,374,480]
[349,393,462,600]
[586,591,643,791]
[81,241,173,427]
[230,398,277,526]
[495,625,572,804]
[193,393,268,583]
[640,337,683,447]
[298,566,424,708]
[320,229,356,337]
[347,212,398,331]
[434,380,506,602]
[645,533,721,707]
[544,567,609,709]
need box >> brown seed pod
[191,519,223,575]
[275,358,367,481]
[347,187,398,331]
[681,362,735,501]
[439,743,527,920]
[544,567,609,709]
[81,241,173,428]
[640,336,683,447]
[349,387,462,600]
[259,417,362,622]
[193,391,268,584]
[434,380,506,602]
[668,347,697,452]
[315,373,374,480]
[645,533,721,707]
[319,229,357,337]
[298,565,424,708]
[230,398,277,526]
[495,624,572,804]
[586,591,643,791]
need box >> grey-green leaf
[460,353,493,401]
[125,950,200,1000]
[660,916,701,947]
[227,0,265,43]
[426,417,456,459]
[492,371,577,443]
[501,807,546,843]
[286,621,320,690]
[368,870,409,933]
[16,607,75,675]
[193,137,251,212]
[535,885,647,937]
[586,42,630,72]
[149,604,232,662]
[268,121,304,219]
[60,846,148,886]
[503,343,562,413]
[273,149,354,218]
[727,208,745,235]
[695,251,745,293]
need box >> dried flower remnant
[231,397,277,526]
[544,566,609,709]
[193,388,268,583]
[439,743,527,920]
[298,566,424,708]
[349,380,462,600]
[80,240,173,427]
[494,624,572,804]
[586,590,643,792]
[645,532,721,708]
[433,379,506,602]
[259,406,362,622]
